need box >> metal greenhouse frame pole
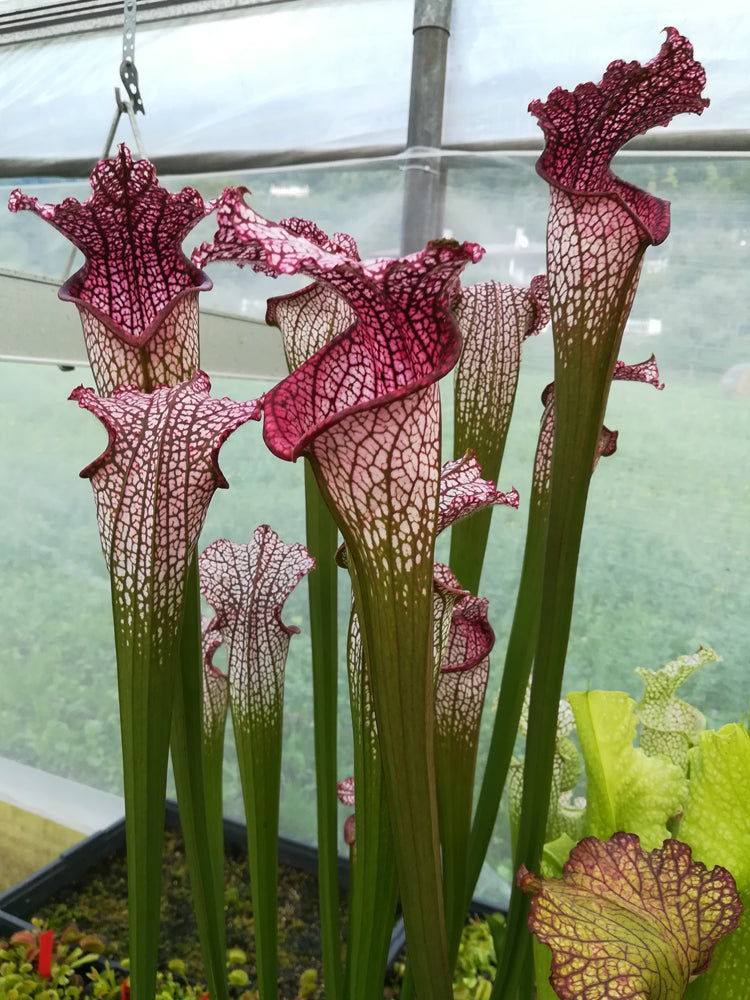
[401,0,453,254]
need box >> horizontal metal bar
[0,144,406,179]
[1,129,748,181]
[0,0,287,45]
[445,129,750,155]
[0,270,287,381]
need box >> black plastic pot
[0,799,407,965]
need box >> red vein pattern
[453,275,549,471]
[315,382,443,606]
[197,196,483,993]
[435,596,494,749]
[338,453,509,688]
[432,561,468,683]
[437,452,518,534]
[201,615,228,739]
[533,355,664,501]
[531,28,709,245]
[343,814,357,847]
[267,281,357,374]
[199,526,314,730]
[72,372,261,651]
[10,146,214,394]
[431,453,509,679]
[341,455,506,727]
[265,219,359,373]
[336,777,357,846]
[530,29,708,381]
[196,188,486,727]
[518,833,742,1000]
[334,452,513,574]
[344,592,381,766]
[194,190,483,461]
[612,355,664,389]
[337,776,356,807]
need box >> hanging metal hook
[61,0,147,281]
[99,0,147,160]
[106,0,147,158]
[120,0,145,114]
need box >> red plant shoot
[37,928,53,979]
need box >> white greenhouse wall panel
[0,271,287,378]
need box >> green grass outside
[0,338,748,882]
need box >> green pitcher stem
[464,494,548,907]
[304,392,453,1000]
[304,463,343,1000]
[492,388,607,1000]
[232,714,282,1000]
[343,774,400,999]
[436,747,475,971]
[347,559,452,1000]
[343,596,399,1000]
[113,602,174,1000]
[202,724,228,946]
[400,962,416,1000]
[171,555,229,1000]
[448,506,493,597]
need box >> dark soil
[33,828,348,999]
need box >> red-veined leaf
[518,833,742,1000]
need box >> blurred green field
[0,334,748,882]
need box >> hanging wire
[100,86,146,163]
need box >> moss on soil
[32,828,347,999]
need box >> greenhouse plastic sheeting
[0,0,412,159]
[2,0,748,164]
[444,0,750,143]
